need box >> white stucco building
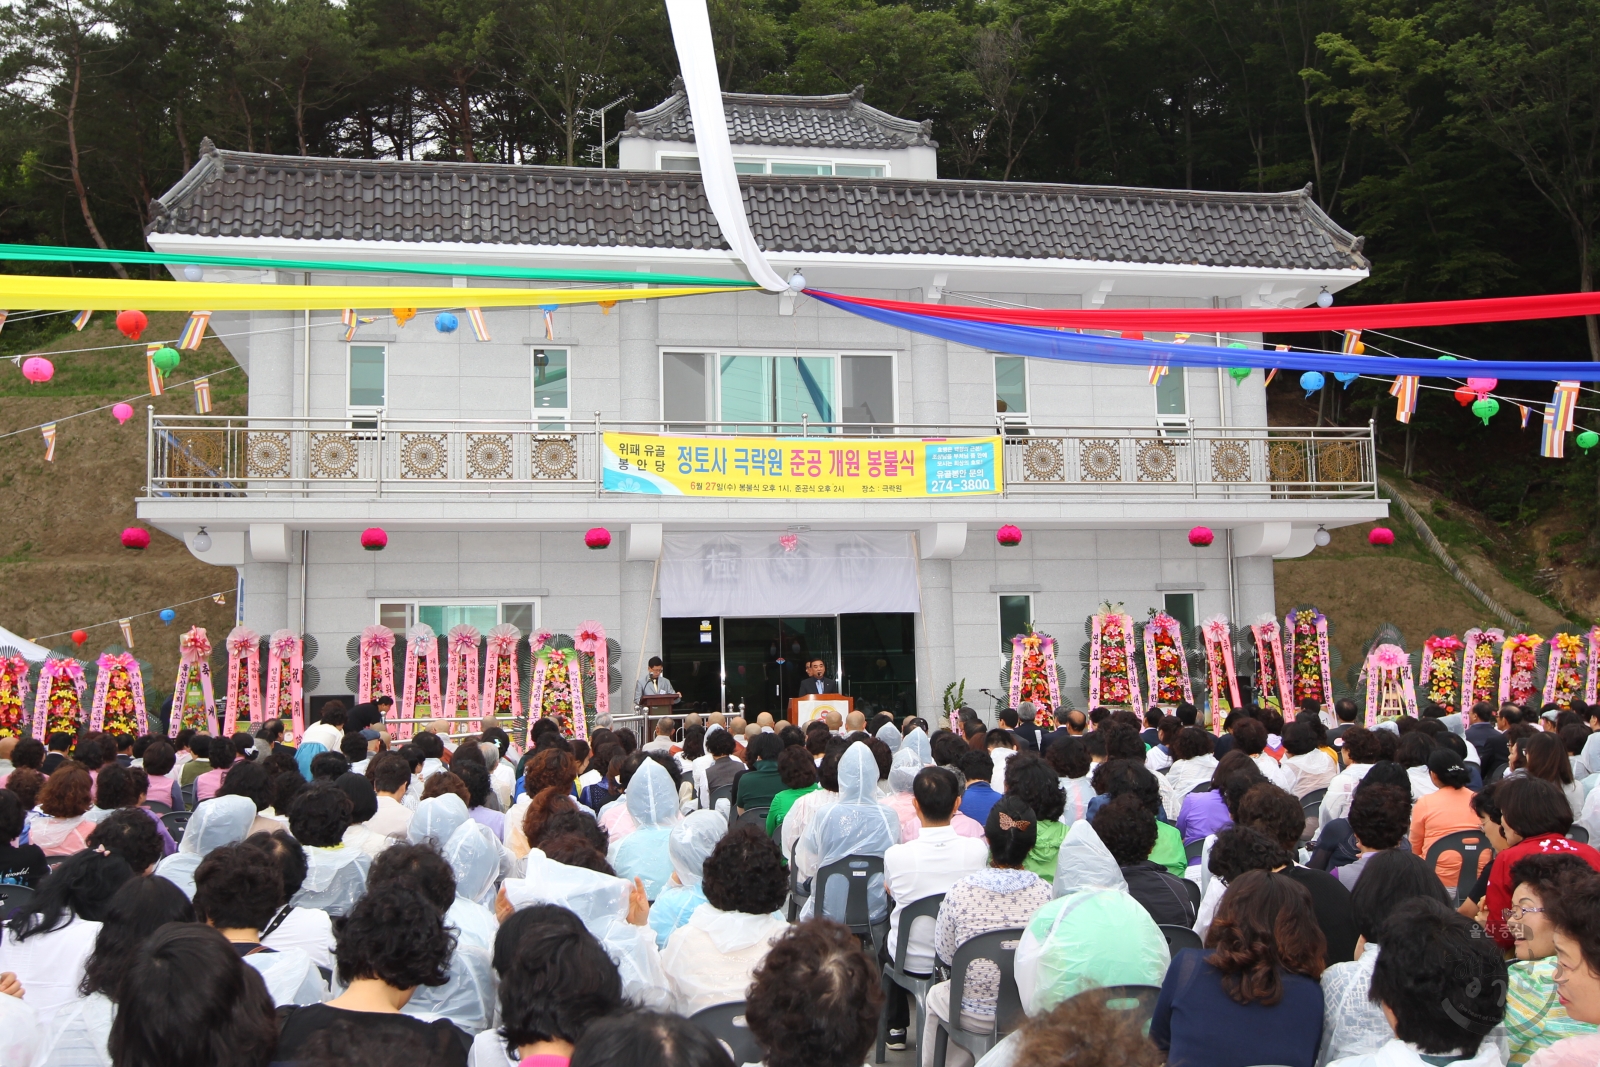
[138,86,1384,723]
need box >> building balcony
[144,414,1378,504]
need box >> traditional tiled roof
[621,82,936,150]
[148,141,1367,270]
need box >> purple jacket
[1177,789,1231,850]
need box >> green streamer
[0,243,759,289]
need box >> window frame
[375,599,541,634]
[531,345,572,429]
[993,354,1030,428]
[998,594,1034,658]
[658,347,898,431]
[1154,365,1191,431]
[1162,592,1197,636]
[346,343,388,420]
[653,151,890,178]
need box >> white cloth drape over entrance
[659,531,920,617]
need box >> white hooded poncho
[608,759,681,901]
[153,795,257,898]
[648,809,723,949]
[800,742,901,923]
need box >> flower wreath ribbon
[32,658,86,741]
[1283,608,1334,715]
[1587,627,1600,706]
[399,624,441,740]
[1142,613,1194,708]
[1251,615,1292,710]
[0,656,32,737]
[1543,633,1587,708]
[1362,643,1419,725]
[574,621,609,720]
[527,647,588,743]
[1420,635,1464,712]
[1088,611,1142,708]
[1499,634,1545,705]
[1200,615,1240,733]
[171,626,216,736]
[1008,633,1063,716]
[91,652,149,734]
[482,624,523,721]
[265,629,305,739]
[358,625,396,707]
[223,627,262,734]
[1462,628,1505,707]
[444,625,482,720]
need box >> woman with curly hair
[1002,754,1067,882]
[660,823,791,1014]
[506,748,580,855]
[745,919,884,1067]
[275,882,472,1064]
[1151,869,1327,1067]
[31,763,95,855]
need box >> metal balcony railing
[144,413,1378,501]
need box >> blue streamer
[809,293,1600,381]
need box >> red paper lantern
[996,524,1023,547]
[360,527,388,551]
[585,527,612,550]
[1188,525,1215,547]
[1453,386,1475,407]
[115,310,148,340]
[1368,527,1395,546]
[71,630,87,645]
[120,527,150,550]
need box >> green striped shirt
[1506,958,1599,1065]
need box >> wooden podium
[640,693,680,735]
[788,694,853,725]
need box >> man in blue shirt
[955,749,1002,825]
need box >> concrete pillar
[618,298,660,424]
[1233,556,1277,626]
[249,311,296,418]
[240,561,291,636]
[915,559,957,722]
[617,557,660,715]
[910,332,950,427]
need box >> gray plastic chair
[875,892,946,1062]
[0,882,35,920]
[1159,923,1204,954]
[787,840,810,922]
[931,927,1026,1067]
[1061,983,1163,1026]
[690,1001,764,1066]
[161,809,193,845]
[813,854,889,956]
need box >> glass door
[716,616,840,717]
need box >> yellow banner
[602,432,1003,498]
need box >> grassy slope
[0,311,243,691]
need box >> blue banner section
[809,293,1600,381]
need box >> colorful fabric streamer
[1390,375,1419,423]
[1543,405,1565,458]
[40,423,55,462]
[193,377,212,414]
[466,307,491,341]
[146,344,165,397]
[1554,381,1580,432]
[178,311,210,350]
[71,310,91,330]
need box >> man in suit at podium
[797,655,832,696]
[634,656,678,706]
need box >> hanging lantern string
[0,362,244,442]
[30,589,232,644]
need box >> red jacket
[1485,833,1600,947]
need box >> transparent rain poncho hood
[800,742,901,922]
[295,843,370,917]
[650,809,725,949]
[900,728,932,766]
[875,723,903,754]
[153,795,257,898]
[888,748,923,795]
[408,794,471,849]
[1053,818,1128,898]
[609,758,682,900]
[443,819,501,909]
[503,854,670,1011]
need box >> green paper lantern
[1471,397,1499,425]
[1579,430,1600,453]
[1437,355,1457,361]
[1228,367,1250,385]
[151,346,180,376]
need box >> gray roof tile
[148,141,1367,271]
[622,82,935,149]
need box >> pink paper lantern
[996,524,1023,547]
[121,527,150,550]
[360,527,388,551]
[585,527,612,550]
[111,402,134,425]
[1188,525,1215,547]
[1368,527,1395,546]
[21,357,53,383]
[1466,377,1498,398]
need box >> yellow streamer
[0,276,747,312]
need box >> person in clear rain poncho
[501,852,670,1011]
[882,747,924,826]
[153,794,257,898]
[289,785,371,917]
[649,809,724,950]
[969,821,1171,1067]
[901,727,932,766]
[607,758,681,901]
[402,822,499,1034]
[876,722,903,755]
[799,742,901,922]
[408,793,472,849]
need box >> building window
[533,347,569,427]
[348,345,386,417]
[378,601,540,635]
[995,355,1028,426]
[660,156,700,172]
[999,594,1033,656]
[1155,366,1188,427]
[1163,592,1196,635]
[658,154,888,178]
[769,160,833,176]
[662,350,894,432]
[834,163,886,178]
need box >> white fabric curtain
[660,531,920,617]
[663,0,788,292]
